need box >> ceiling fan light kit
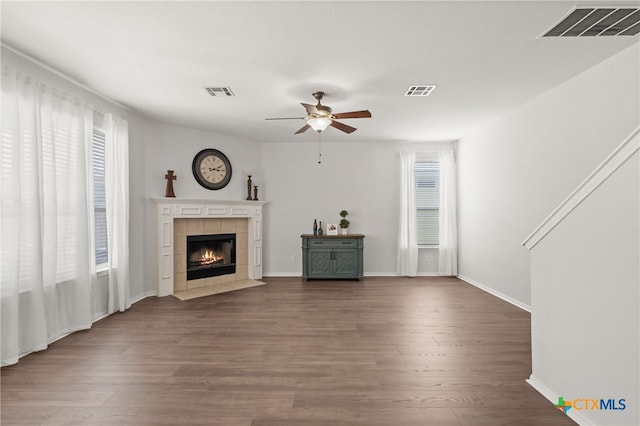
[307,116,332,132]
[266,91,371,134]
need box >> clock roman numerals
[192,148,232,190]
[200,156,226,183]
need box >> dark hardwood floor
[1,277,576,425]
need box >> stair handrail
[522,125,640,250]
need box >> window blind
[415,161,440,245]
[92,127,108,265]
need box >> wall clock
[192,148,232,190]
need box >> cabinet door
[308,249,334,277]
[333,249,358,278]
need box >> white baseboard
[526,375,594,426]
[527,374,556,402]
[263,272,396,277]
[262,272,397,278]
[457,275,531,312]
[364,272,399,277]
[130,290,157,304]
[262,272,301,277]
[262,272,443,278]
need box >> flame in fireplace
[200,250,224,266]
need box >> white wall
[457,42,639,426]
[142,122,263,201]
[140,129,450,280]
[141,131,451,279]
[261,141,399,275]
[260,140,450,276]
[140,121,263,294]
[457,44,640,307]
[529,151,639,426]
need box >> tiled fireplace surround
[174,217,248,291]
[152,198,265,297]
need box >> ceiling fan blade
[265,117,305,120]
[330,120,357,134]
[333,110,372,119]
[301,103,319,115]
[294,124,311,134]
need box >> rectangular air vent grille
[543,7,640,37]
[205,87,235,97]
[405,85,436,97]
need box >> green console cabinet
[301,234,364,280]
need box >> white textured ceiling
[2,1,639,143]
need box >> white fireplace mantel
[151,197,266,297]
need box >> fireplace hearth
[187,233,236,280]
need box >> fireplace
[187,233,236,280]
[152,198,264,297]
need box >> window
[415,161,439,245]
[43,123,79,282]
[92,127,108,265]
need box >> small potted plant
[339,210,350,235]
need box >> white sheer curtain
[438,149,458,275]
[104,114,130,313]
[1,68,95,366]
[398,150,418,276]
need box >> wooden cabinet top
[301,234,365,238]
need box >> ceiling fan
[265,91,371,134]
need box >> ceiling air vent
[205,87,235,97]
[543,7,640,37]
[405,85,436,97]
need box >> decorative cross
[165,170,176,198]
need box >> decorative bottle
[313,219,318,235]
[318,221,323,235]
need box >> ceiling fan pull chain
[317,131,322,164]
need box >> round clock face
[192,149,232,190]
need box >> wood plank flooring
[1,277,576,425]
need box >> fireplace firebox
[186,233,236,280]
